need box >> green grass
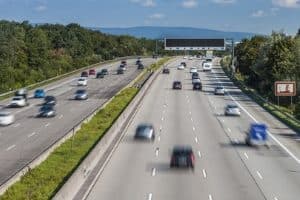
[0,57,171,200]
[221,59,300,133]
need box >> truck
[245,123,268,147]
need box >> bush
[295,102,300,120]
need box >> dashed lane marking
[6,144,16,151]
[28,132,36,138]
[203,169,207,178]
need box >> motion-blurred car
[9,96,27,107]
[121,60,127,66]
[134,124,155,141]
[192,78,201,85]
[136,59,141,65]
[190,67,197,73]
[117,68,125,74]
[225,104,241,116]
[214,86,225,95]
[137,63,144,69]
[181,62,187,67]
[183,56,188,59]
[101,68,109,75]
[37,105,56,118]
[34,89,46,98]
[173,81,182,89]
[193,82,202,91]
[74,89,88,100]
[96,71,105,78]
[170,145,195,169]
[0,112,15,126]
[77,77,87,86]
[120,64,127,71]
[89,69,96,75]
[15,88,28,100]
[44,95,56,106]
[177,65,185,70]
[188,56,193,60]
[203,62,212,72]
[81,71,88,77]
[162,68,170,74]
[192,72,199,79]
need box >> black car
[181,62,187,67]
[136,59,142,65]
[162,68,170,74]
[192,72,199,79]
[96,71,105,78]
[137,63,144,69]
[193,82,202,90]
[37,105,56,118]
[44,96,56,106]
[134,124,155,141]
[101,68,109,75]
[173,81,182,90]
[170,146,195,169]
[117,68,124,74]
[81,71,88,77]
[121,60,127,66]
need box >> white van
[203,62,212,72]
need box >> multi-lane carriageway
[0,58,157,187]
[76,58,300,200]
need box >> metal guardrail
[0,56,148,98]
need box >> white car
[190,67,198,73]
[192,78,201,84]
[203,62,212,71]
[188,56,193,60]
[0,112,15,126]
[214,86,225,95]
[177,65,185,70]
[225,104,241,116]
[183,56,188,59]
[77,77,87,86]
[10,96,27,107]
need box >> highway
[80,58,300,200]
[0,58,157,186]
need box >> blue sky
[0,0,299,35]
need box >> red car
[81,71,88,77]
[89,69,96,75]
[121,60,127,66]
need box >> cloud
[212,0,236,4]
[182,0,198,8]
[272,0,300,8]
[149,13,165,19]
[35,5,47,12]
[251,10,266,17]
[130,0,156,7]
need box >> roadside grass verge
[0,57,170,200]
[221,60,300,133]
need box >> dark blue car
[34,89,45,98]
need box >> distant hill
[91,26,258,41]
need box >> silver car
[74,89,88,100]
[214,86,225,95]
[225,104,241,116]
[134,124,155,141]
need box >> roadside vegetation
[0,20,157,93]
[0,58,170,200]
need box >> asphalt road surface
[0,58,158,186]
[82,58,300,200]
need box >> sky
[0,0,299,35]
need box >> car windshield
[76,90,86,94]
[78,78,86,81]
[0,113,10,117]
[102,69,108,72]
[12,97,22,100]
[228,104,238,109]
[40,105,53,112]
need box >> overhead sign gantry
[164,38,225,51]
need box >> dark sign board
[165,38,225,50]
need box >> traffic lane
[203,68,300,199]
[84,61,170,200]
[0,59,157,184]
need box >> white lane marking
[59,115,63,119]
[155,148,159,157]
[161,117,164,121]
[189,111,192,115]
[148,193,153,200]
[186,95,189,99]
[221,119,225,122]
[152,168,156,176]
[191,117,193,122]
[214,106,217,110]
[28,132,36,138]
[159,126,162,132]
[244,152,249,160]
[45,123,50,127]
[224,80,300,165]
[192,127,195,131]
[6,145,16,151]
[209,194,213,200]
[227,128,231,133]
[158,136,161,142]
[274,197,279,200]
[202,169,207,178]
[198,151,202,158]
[195,137,198,143]
[13,123,20,128]
[256,171,263,180]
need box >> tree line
[234,30,300,117]
[0,20,157,93]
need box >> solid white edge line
[213,69,300,165]
[202,169,207,178]
[6,144,16,151]
[256,171,263,180]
